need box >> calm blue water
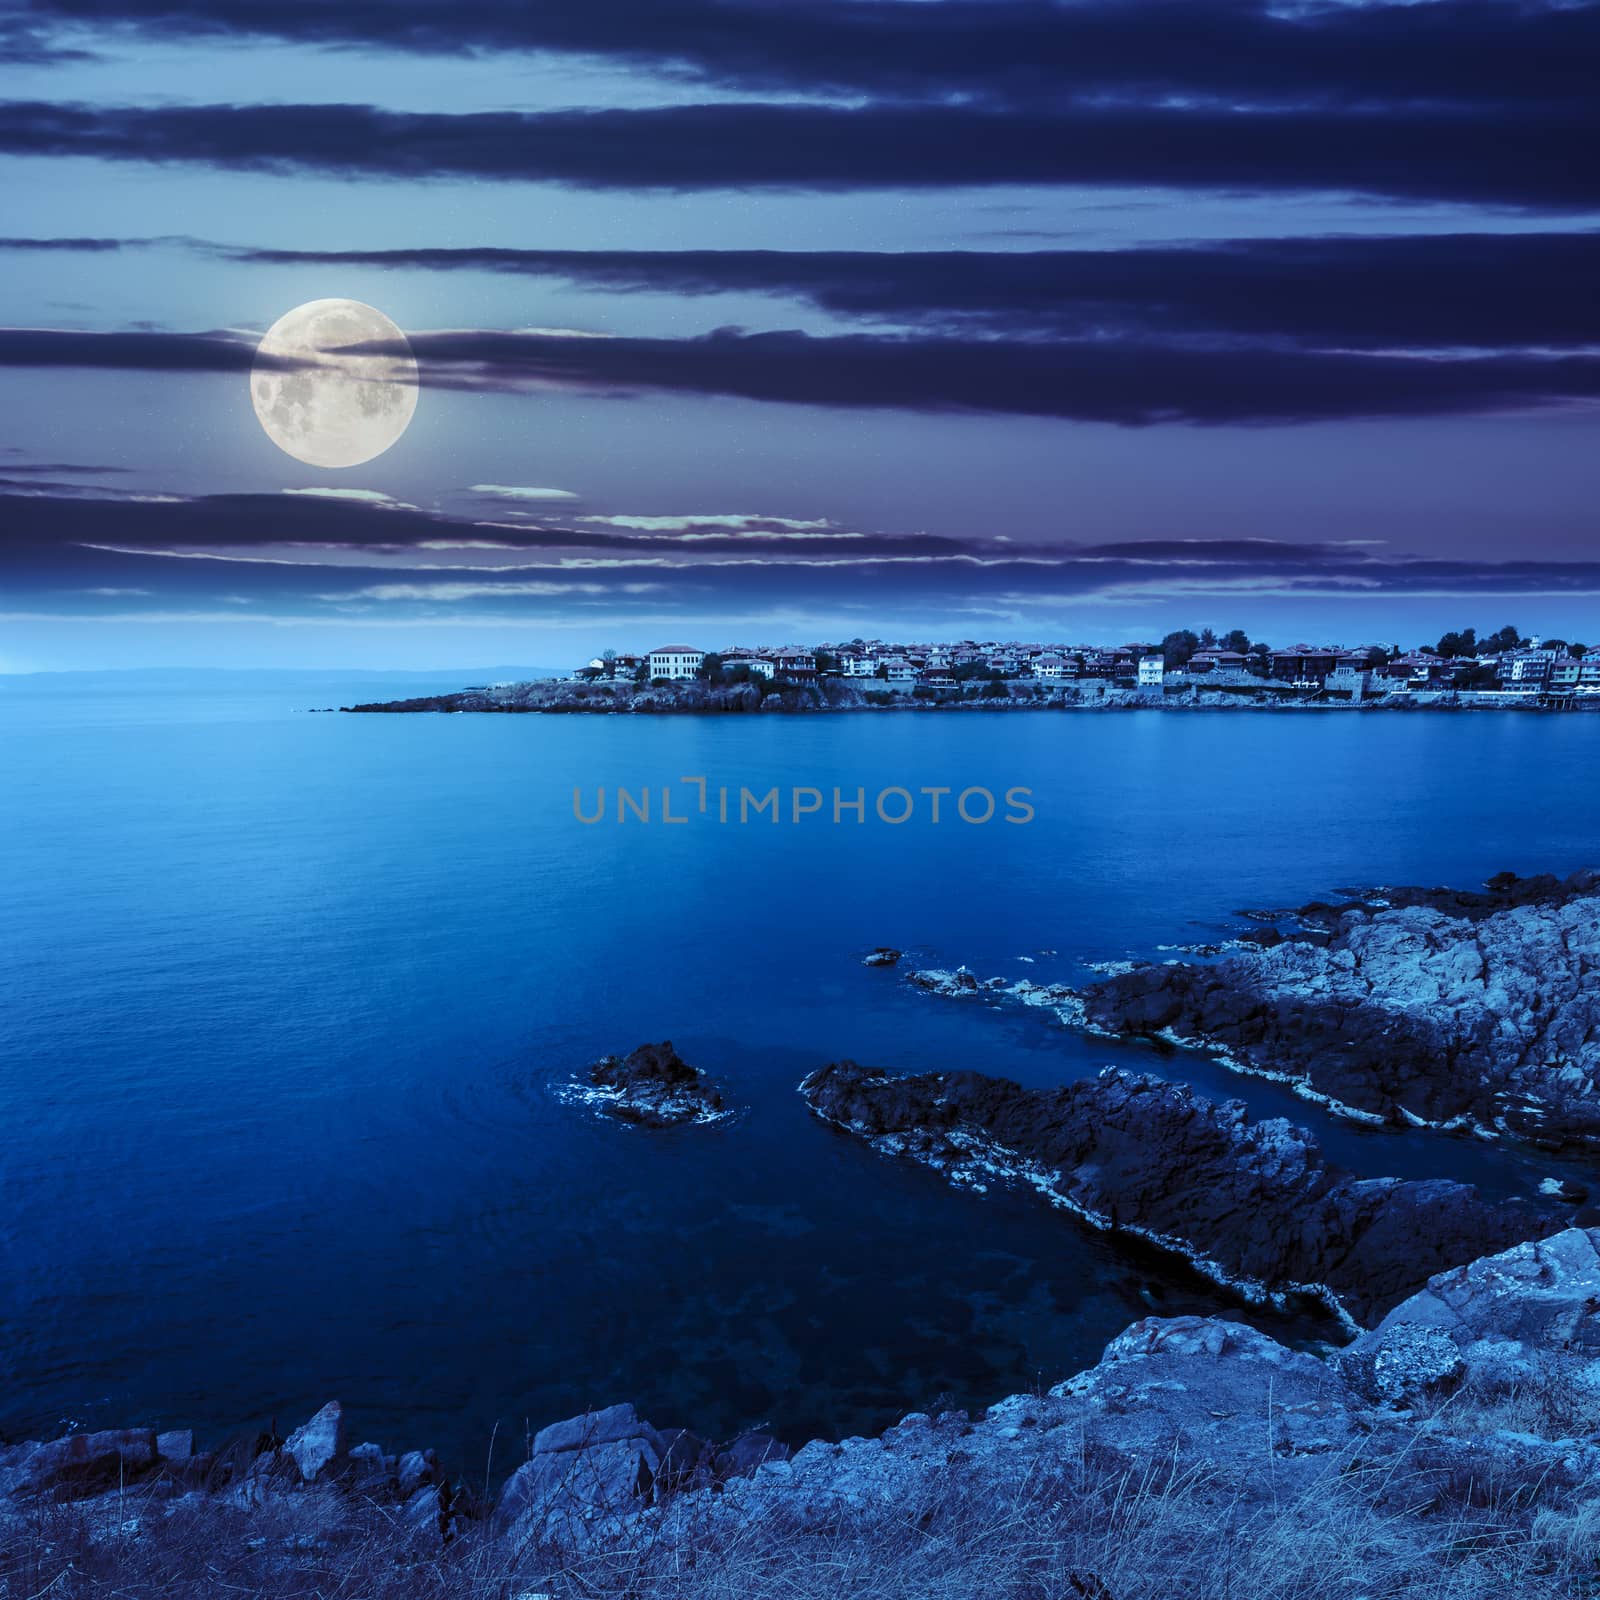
[2,675,1596,1471]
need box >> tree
[815,649,838,673]
[1199,626,1218,649]
[1161,629,1199,669]
[698,652,725,684]
[1484,624,1522,654]
[1222,629,1251,654]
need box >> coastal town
[569,627,1600,707]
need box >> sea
[2,670,1596,1474]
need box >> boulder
[0,1428,158,1499]
[284,1402,347,1484]
[863,947,902,967]
[397,1447,441,1499]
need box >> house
[840,654,877,678]
[1137,655,1165,687]
[1383,651,1451,687]
[882,658,918,690]
[1269,645,1340,686]
[722,656,776,679]
[646,645,705,681]
[1497,648,1558,690]
[586,652,641,678]
[1187,650,1248,676]
[775,650,818,679]
[1032,653,1068,680]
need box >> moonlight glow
[251,299,418,469]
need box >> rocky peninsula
[801,1061,1557,1329]
[338,677,1594,715]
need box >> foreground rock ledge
[9,1231,1600,1595]
[1080,867,1600,1148]
[800,1060,1559,1328]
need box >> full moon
[251,299,418,469]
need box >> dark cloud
[0,327,260,373]
[0,489,968,558]
[12,1,1597,110]
[10,489,1600,631]
[0,235,129,251]
[215,233,1600,350]
[6,322,1597,425]
[1,96,1595,206]
[397,327,1600,426]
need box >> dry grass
[3,1419,1596,1600]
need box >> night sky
[2,0,1597,670]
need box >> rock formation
[569,1040,731,1127]
[800,1060,1559,1328]
[1080,867,1600,1147]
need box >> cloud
[319,580,660,601]
[213,233,1600,351]
[577,513,835,533]
[282,487,417,508]
[6,321,1598,426]
[0,327,271,373]
[11,1,1595,111]
[1,96,1594,206]
[468,483,581,502]
[397,326,1600,427]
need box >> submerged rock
[575,1041,730,1127]
[862,947,902,967]
[1081,867,1600,1148]
[800,1060,1559,1328]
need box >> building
[1383,651,1451,688]
[775,650,818,679]
[1031,653,1068,680]
[882,658,918,690]
[1325,661,1373,700]
[646,645,706,681]
[1269,645,1340,686]
[1137,655,1165,687]
[1497,648,1558,691]
[1187,650,1248,676]
[722,656,776,679]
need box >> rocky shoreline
[1079,867,1600,1149]
[338,678,1598,715]
[801,1060,1559,1330]
[12,1230,1600,1595]
[13,870,1600,1593]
